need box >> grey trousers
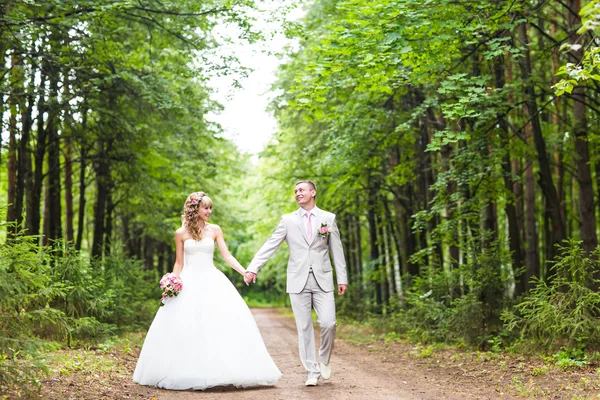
[289,272,336,379]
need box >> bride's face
[199,205,212,221]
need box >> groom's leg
[289,281,320,379]
[312,289,336,365]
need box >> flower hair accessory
[185,195,204,220]
[319,222,332,238]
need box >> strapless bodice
[183,238,215,272]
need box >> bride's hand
[244,271,256,285]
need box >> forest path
[142,308,516,400]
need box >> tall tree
[567,0,597,253]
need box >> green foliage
[0,228,58,395]
[99,247,160,330]
[336,285,370,320]
[502,240,600,351]
[0,0,258,256]
[0,221,159,395]
[549,341,590,370]
[365,236,508,347]
[554,0,600,95]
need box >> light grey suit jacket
[247,207,348,294]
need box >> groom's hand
[338,284,347,296]
[244,271,257,285]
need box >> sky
[205,1,303,156]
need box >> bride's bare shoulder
[206,223,221,232]
[205,223,222,237]
[175,227,188,239]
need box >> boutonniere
[319,222,332,238]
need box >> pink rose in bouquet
[159,273,183,306]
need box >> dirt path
[41,307,600,399]
[141,309,517,400]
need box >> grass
[2,332,154,400]
[43,332,143,378]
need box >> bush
[0,223,161,395]
[0,230,62,395]
[377,239,507,347]
[502,239,600,351]
[98,245,160,330]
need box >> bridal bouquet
[159,273,183,306]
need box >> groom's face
[294,183,315,206]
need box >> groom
[245,180,348,387]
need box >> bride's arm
[172,228,185,277]
[214,225,247,278]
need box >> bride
[133,191,282,390]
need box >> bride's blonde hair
[182,192,213,241]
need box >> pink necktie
[306,213,312,241]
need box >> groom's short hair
[295,180,317,192]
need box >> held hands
[244,271,257,285]
[338,284,348,296]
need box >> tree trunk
[384,200,403,299]
[157,245,167,276]
[76,145,87,251]
[404,184,419,275]
[0,39,5,196]
[512,159,524,239]
[567,0,597,253]
[481,201,497,245]
[341,215,353,285]
[15,73,28,231]
[75,109,88,251]
[494,52,525,294]
[167,246,175,274]
[92,151,109,258]
[63,75,74,243]
[390,146,418,276]
[525,156,539,287]
[45,49,62,242]
[143,236,154,269]
[42,181,50,246]
[353,214,363,295]
[104,191,114,255]
[413,89,437,261]
[122,214,135,257]
[517,21,565,262]
[22,80,35,237]
[418,114,437,268]
[505,153,525,294]
[378,219,391,304]
[29,71,47,237]
[64,137,74,243]
[551,13,567,228]
[595,161,600,238]
[6,53,20,235]
[135,225,144,259]
[367,181,382,308]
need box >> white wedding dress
[133,238,282,390]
